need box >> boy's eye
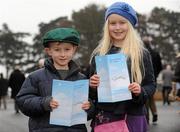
[54,48,60,51]
[65,48,70,51]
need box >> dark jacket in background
[89,46,156,116]
[9,69,25,99]
[0,76,8,96]
[144,43,162,80]
[16,58,92,132]
[173,57,180,82]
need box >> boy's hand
[90,74,100,88]
[128,82,141,96]
[50,98,59,109]
[82,101,91,110]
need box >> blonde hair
[92,20,145,83]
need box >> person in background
[161,64,174,105]
[0,73,8,110]
[81,65,90,78]
[173,53,180,101]
[9,66,25,113]
[89,2,156,132]
[38,58,45,68]
[16,28,94,132]
[143,36,162,123]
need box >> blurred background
[0,1,180,132]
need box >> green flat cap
[42,28,80,47]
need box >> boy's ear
[44,48,51,56]
[73,46,78,52]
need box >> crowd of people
[0,2,180,132]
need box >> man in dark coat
[9,66,25,113]
[143,36,162,123]
[173,53,180,99]
[0,73,8,110]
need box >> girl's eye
[109,21,126,25]
[109,22,116,25]
[119,21,126,24]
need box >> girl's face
[108,14,129,44]
[45,42,77,70]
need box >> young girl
[89,2,156,132]
[16,28,93,132]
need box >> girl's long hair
[91,20,145,83]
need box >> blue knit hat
[105,2,138,27]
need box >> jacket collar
[44,58,80,79]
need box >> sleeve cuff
[43,96,52,111]
[132,87,147,104]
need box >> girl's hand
[128,82,141,96]
[90,74,100,88]
[82,101,91,110]
[50,98,59,109]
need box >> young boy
[16,28,93,132]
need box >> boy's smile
[45,42,77,70]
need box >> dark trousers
[145,96,157,122]
[0,96,7,109]
[14,99,19,113]
[162,86,172,105]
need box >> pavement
[0,99,28,132]
[147,101,180,132]
[0,98,179,132]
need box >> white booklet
[95,53,132,102]
[50,79,89,126]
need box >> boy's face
[45,42,77,70]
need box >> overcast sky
[0,0,180,35]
